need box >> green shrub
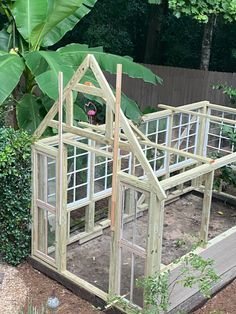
[0,127,33,265]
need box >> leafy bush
[0,128,33,265]
[212,84,236,106]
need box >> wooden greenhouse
[31,54,236,313]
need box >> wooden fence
[106,65,236,111]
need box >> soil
[18,263,103,314]
[2,193,235,313]
[1,261,236,314]
[193,279,236,314]
[66,193,236,305]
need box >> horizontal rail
[159,104,236,125]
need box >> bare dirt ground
[193,279,236,314]
[0,193,235,314]
[67,193,236,296]
[0,261,103,314]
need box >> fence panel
[105,65,236,111]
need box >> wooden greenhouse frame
[30,54,236,313]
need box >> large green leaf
[24,51,74,100]
[79,72,142,124]
[41,0,98,47]
[29,0,96,49]
[12,0,48,45]
[148,0,162,4]
[0,53,24,104]
[58,44,162,84]
[0,29,11,52]
[16,94,45,133]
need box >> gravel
[0,262,28,314]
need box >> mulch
[16,262,236,314]
[18,262,103,314]
[193,279,236,314]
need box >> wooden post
[56,72,68,273]
[31,146,37,256]
[146,193,165,275]
[200,170,214,244]
[110,64,122,231]
[105,101,114,140]
[85,140,95,233]
[66,90,73,126]
[109,64,122,295]
[192,102,208,188]
[109,177,122,295]
[164,113,173,180]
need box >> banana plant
[0,0,162,133]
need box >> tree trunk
[144,5,162,64]
[4,103,18,129]
[200,15,217,71]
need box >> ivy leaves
[0,128,32,265]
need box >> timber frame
[31,54,236,313]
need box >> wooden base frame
[30,54,236,313]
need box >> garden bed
[66,193,236,298]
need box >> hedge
[0,127,32,265]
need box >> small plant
[136,271,170,314]
[108,252,219,314]
[174,239,186,248]
[18,302,46,314]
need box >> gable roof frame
[34,54,166,201]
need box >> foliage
[0,101,10,127]
[18,302,46,314]
[61,0,148,60]
[212,84,236,105]
[109,251,219,314]
[66,0,236,72]
[211,125,236,190]
[148,0,236,23]
[142,106,157,114]
[136,271,169,314]
[176,253,219,299]
[147,0,236,70]
[0,127,32,265]
[168,0,236,23]
[0,0,161,132]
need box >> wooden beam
[34,142,58,157]
[159,104,236,126]
[200,171,214,243]
[84,140,96,234]
[105,100,114,140]
[118,172,151,192]
[49,120,130,150]
[77,121,106,133]
[146,194,165,275]
[161,152,236,190]
[63,138,112,158]
[34,55,90,138]
[56,72,67,272]
[139,139,213,164]
[208,103,236,114]
[66,90,73,126]
[111,64,122,231]
[73,83,104,98]
[89,54,166,200]
[141,101,207,122]
[164,114,173,179]
[109,177,122,295]
[31,147,37,256]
